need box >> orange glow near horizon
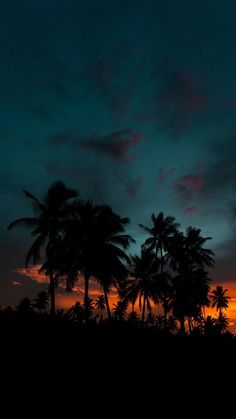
[14,265,236,332]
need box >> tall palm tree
[140,212,179,327]
[122,249,163,324]
[140,212,180,259]
[90,204,133,320]
[94,295,106,322]
[64,201,133,322]
[211,285,230,315]
[8,181,78,315]
[169,228,214,334]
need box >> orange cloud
[15,265,48,284]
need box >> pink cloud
[11,280,22,286]
[174,174,204,200]
[84,129,144,162]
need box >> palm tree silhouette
[113,300,128,321]
[8,181,78,315]
[216,312,229,334]
[211,285,230,315]
[33,291,49,312]
[145,311,156,327]
[83,297,95,321]
[169,228,214,334]
[140,212,179,327]
[65,201,133,321]
[168,227,214,272]
[17,297,32,314]
[203,315,217,337]
[122,249,162,324]
[69,301,85,323]
[94,295,106,322]
[127,310,140,325]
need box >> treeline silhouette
[6,180,231,337]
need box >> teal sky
[1,0,236,305]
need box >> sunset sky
[1,0,236,327]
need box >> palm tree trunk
[49,270,56,316]
[104,288,112,320]
[188,318,192,334]
[180,317,185,335]
[141,295,146,325]
[160,246,168,330]
[84,273,90,323]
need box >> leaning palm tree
[94,295,106,322]
[122,249,162,324]
[211,285,230,315]
[8,181,78,315]
[140,212,179,327]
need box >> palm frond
[7,217,38,231]
[25,234,46,267]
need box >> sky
[1,0,236,324]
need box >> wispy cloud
[83,129,144,162]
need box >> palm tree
[216,312,229,334]
[65,201,133,322]
[33,291,49,312]
[113,300,128,321]
[8,181,78,315]
[169,228,214,334]
[69,301,85,323]
[127,310,140,325]
[168,227,214,273]
[184,227,215,269]
[17,297,32,314]
[203,316,217,337]
[145,311,156,327]
[140,212,179,259]
[94,295,106,322]
[122,249,162,324]
[140,212,179,327]
[83,297,95,321]
[166,316,178,334]
[211,285,230,315]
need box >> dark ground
[1,315,235,412]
